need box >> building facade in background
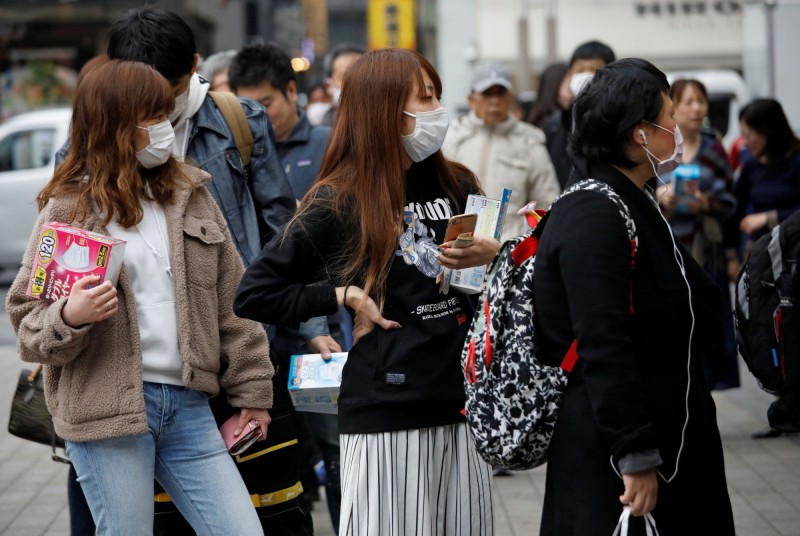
[5,0,782,128]
[438,0,744,114]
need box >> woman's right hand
[61,274,118,328]
[619,469,658,517]
[336,286,401,344]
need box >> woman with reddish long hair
[7,59,272,534]
[235,49,498,535]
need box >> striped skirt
[339,423,494,536]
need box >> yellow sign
[368,0,416,50]
[30,266,47,296]
[37,229,57,266]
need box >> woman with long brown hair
[6,59,273,534]
[235,48,498,535]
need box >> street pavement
[0,282,799,534]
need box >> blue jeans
[66,382,263,536]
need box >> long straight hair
[741,98,800,168]
[38,59,190,227]
[295,48,478,304]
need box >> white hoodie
[107,200,182,385]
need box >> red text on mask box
[26,222,127,302]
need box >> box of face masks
[25,222,127,302]
[287,352,348,414]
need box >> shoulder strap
[208,91,253,167]
[560,179,637,247]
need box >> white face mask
[569,72,594,99]
[643,121,684,176]
[136,120,175,169]
[306,102,332,126]
[61,241,90,270]
[169,88,189,123]
[402,107,450,163]
[331,85,342,106]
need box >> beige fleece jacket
[443,111,561,241]
[5,164,274,442]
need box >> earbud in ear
[639,128,648,145]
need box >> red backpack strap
[560,340,579,372]
[512,235,539,267]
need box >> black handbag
[8,364,69,463]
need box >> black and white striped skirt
[339,423,494,536]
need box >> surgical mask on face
[306,102,332,126]
[402,107,450,162]
[331,85,342,106]
[136,120,175,169]
[169,89,189,123]
[642,121,684,176]
[569,72,594,99]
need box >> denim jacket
[189,96,296,265]
[190,96,326,341]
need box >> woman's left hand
[236,408,271,440]
[620,469,658,517]
[439,235,501,269]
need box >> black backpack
[734,209,800,432]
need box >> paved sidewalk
[1,342,798,535]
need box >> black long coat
[533,163,735,535]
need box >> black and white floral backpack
[461,179,638,470]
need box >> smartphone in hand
[444,213,477,244]
[220,414,262,456]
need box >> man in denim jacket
[57,19,295,265]
[109,11,295,266]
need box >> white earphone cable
[647,156,694,484]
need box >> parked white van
[0,108,71,270]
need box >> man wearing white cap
[443,61,560,241]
